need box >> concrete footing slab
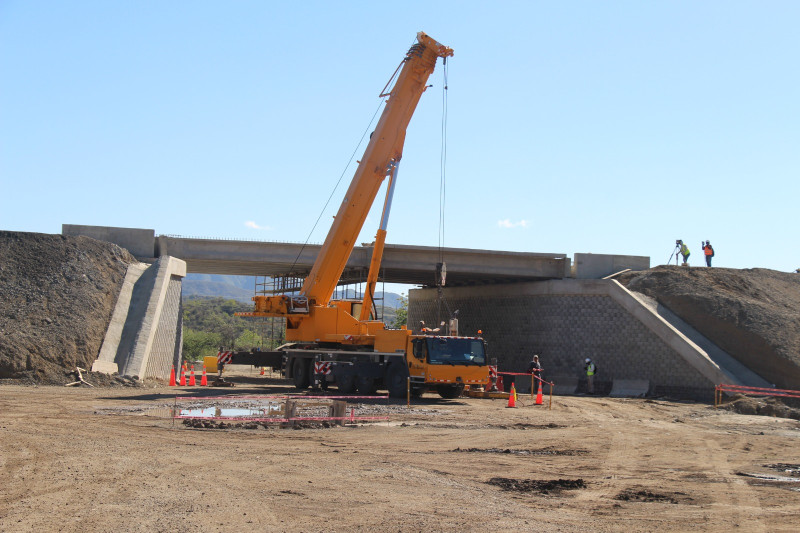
[551,377,579,396]
[610,379,650,398]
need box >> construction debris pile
[618,266,800,390]
[0,231,135,383]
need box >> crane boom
[302,32,452,306]
[243,32,454,347]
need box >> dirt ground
[2,373,800,532]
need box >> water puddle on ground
[179,405,281,418]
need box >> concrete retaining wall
[573,253,650,279]
[408,279,752,400]
[92,256,186,379]
[62,224,155,260]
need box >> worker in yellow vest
[679,241,690,266]
[584,357,597,394]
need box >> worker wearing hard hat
[702,240,715,267]
[584,358,597,394]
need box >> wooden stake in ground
[64,367,94,387]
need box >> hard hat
[533,354,539,359]
[585,358,591,363]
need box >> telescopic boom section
[301,32,453,306]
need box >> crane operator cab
[409,336,489,398]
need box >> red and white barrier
[217,351,233,365]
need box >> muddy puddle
[487,477,585,494]
[183,418,341,430]
[615,488,692,504]
[491,422,563,430]
[453,446,586,456]
[765,463,800,475]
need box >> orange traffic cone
[200,365,208,386]
[260,367,265,375]
[507,383,517,408]
[169,366,176,387]
[535,383,543,405]
[188,367,196,386]
[179,365,186,386]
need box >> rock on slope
[0,231,136,382]
[617,266,800,390]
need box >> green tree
[391,293,407,328]
[182,296,285,352]
[183,328,222,361]
[235,329,264,350]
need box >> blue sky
[2,1,798,273]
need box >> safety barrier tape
[173,415,389,422]
[715,384,800,400]
[174,394,389,401]
[498,371,554,386]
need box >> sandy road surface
[2,380,799,532]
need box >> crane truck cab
[407,335,488,398]
[281,332,489,399]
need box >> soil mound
[617,266,800,389]
[0,231,136,383]
[722,394,800,420]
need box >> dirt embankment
[0,231,136,383]
[618,266,800,389]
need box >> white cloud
[245,221,271,230]
[497,218,528,229]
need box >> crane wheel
[356,375,377,395]
[337,374,356,394]
[292,358,310,390]
[386,364,408,398]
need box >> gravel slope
[618,266,800,389]
[0,231,135,382]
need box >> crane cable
[287,98,387,279]
[288,46,415,283]
[436,57,453,324]
[438,58,448,263]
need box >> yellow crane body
[236,33,490,398]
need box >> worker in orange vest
[702,240,714,267]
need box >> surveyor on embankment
[702,240,714,267]
[679,240,690,266]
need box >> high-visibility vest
[704,245,714,256]
[586,363,596,376]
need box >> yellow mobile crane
[237,32,489,398]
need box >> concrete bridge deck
[63,225,570,286]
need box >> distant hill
[183,274,255,302]
[183,274,404,309]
